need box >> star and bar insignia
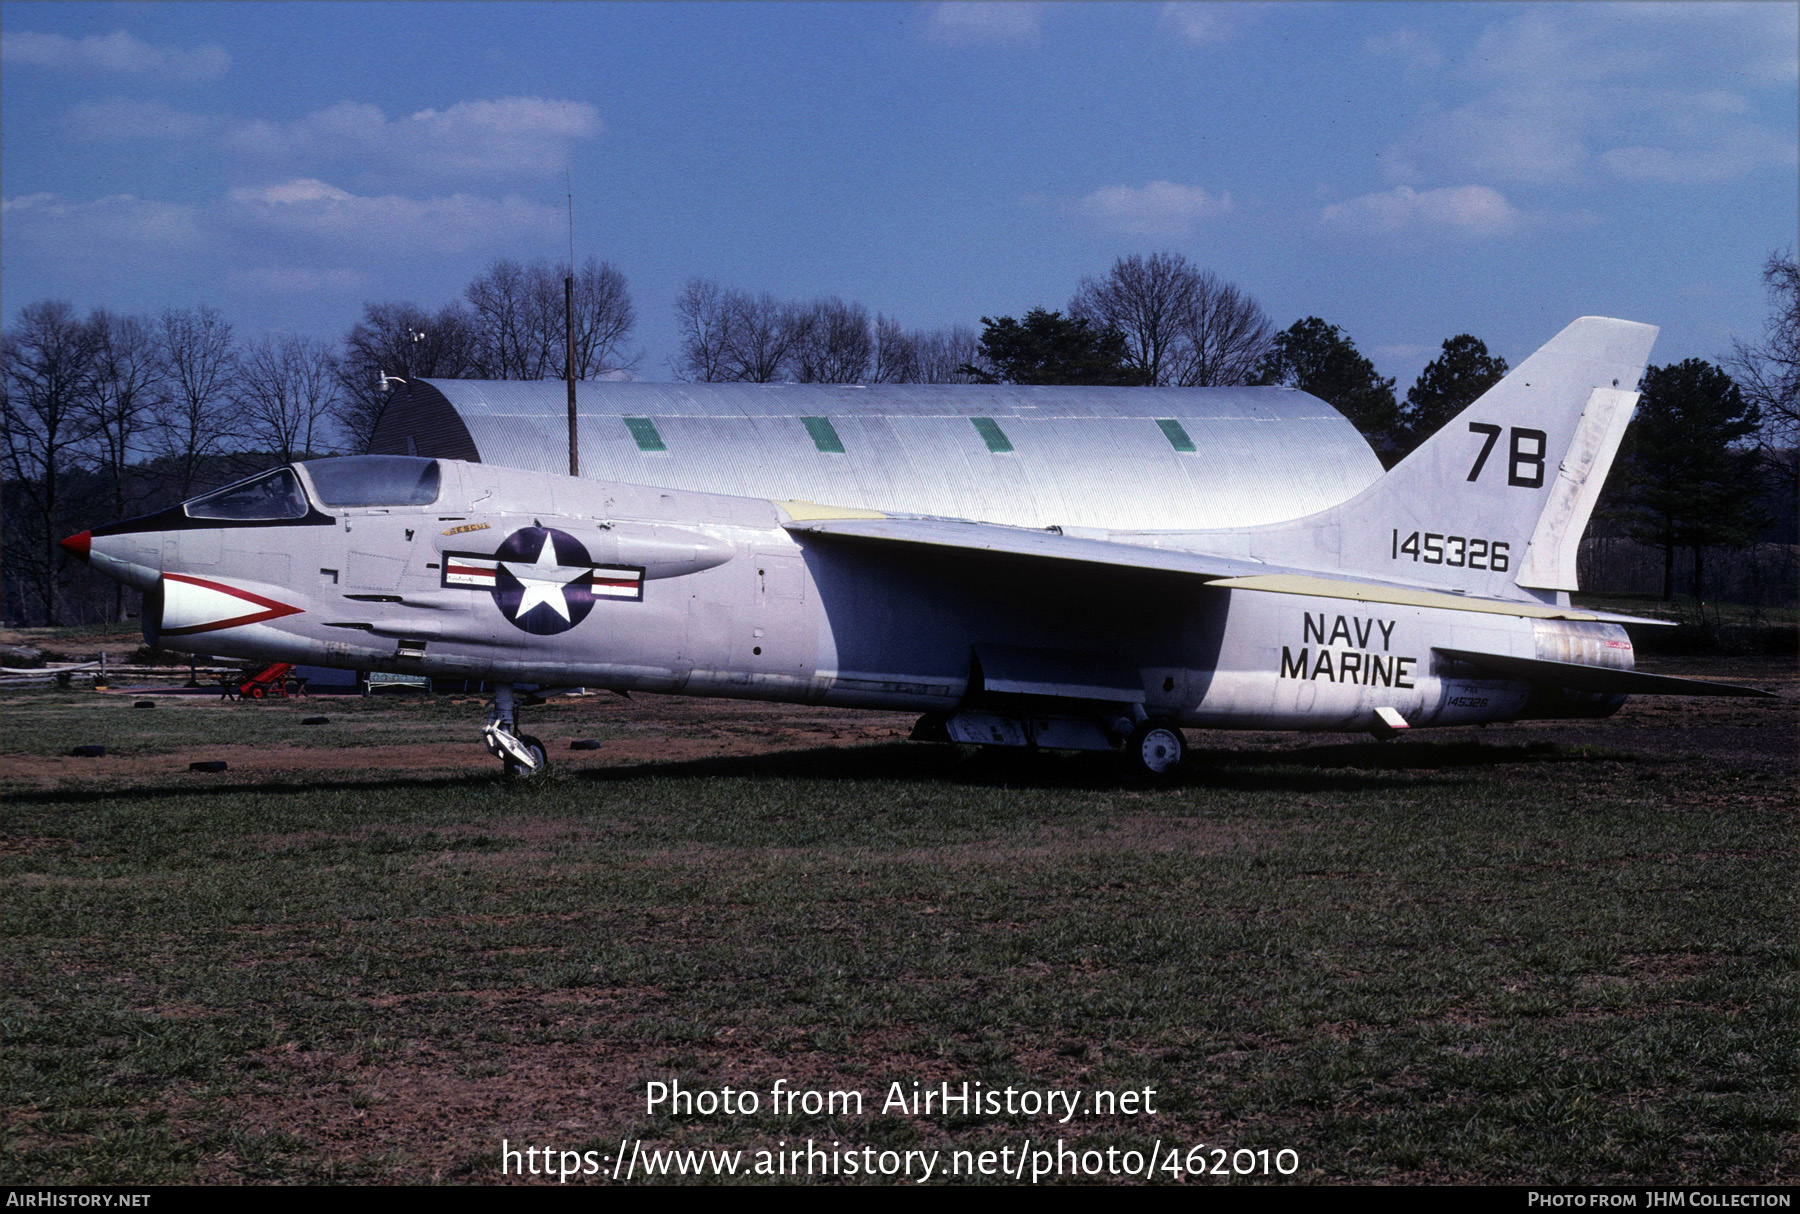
[443,526,643,635]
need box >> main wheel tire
[1126,719,1186,778]
[248,686,265,699]
[504,733,549,779]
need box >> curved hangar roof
[369,379,1383,532]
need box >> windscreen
[184,468,310,520]
[301,456,441,508]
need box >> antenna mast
[565,181,579,478]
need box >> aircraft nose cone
[59,531,92,561]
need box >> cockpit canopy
[299,456,441,508]
[184,468,309,520]
[180,456,442,521]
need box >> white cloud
[1470,3,1798,88]
[50,93,603,188]
[1377,6,1796,189]
[1384,94,1590,187]
[2,179,563,277]
[1624,2,1798,85]
[0,191,207,254]
[1158,2,1260,46]
[1364,27,1443,72]
[1597,127,1799,185]
[1071,181,1233,237]
[222,97,602,181]
[920,3,1042,47]
[0,29,229,81]
[223,178,564,254]
[65,98,218,142]
[1319,185,1522,239]
[228,179,356,206]
[1461,9,1648,86]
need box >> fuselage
[73,455,1624,737]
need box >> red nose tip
[59,531,91,561]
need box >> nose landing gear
[483,684,548,778]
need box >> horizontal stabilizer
[1434,648,1776,698]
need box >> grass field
[2,656,1794,1185]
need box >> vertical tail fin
[1232,317,1658,599]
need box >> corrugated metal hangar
[368,378,1383,532]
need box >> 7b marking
[1467,423,1547,487]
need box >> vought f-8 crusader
[64,317,1771,777]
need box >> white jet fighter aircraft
[63,317,1771,777]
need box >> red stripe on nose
[59,531,92,561]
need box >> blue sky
[3,2,1795,388]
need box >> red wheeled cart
[219,662,309,700]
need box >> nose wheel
[483,684,548,778]
[498,732,547,779]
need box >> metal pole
[566,274,579,478]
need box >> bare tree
[335,301,477,452]
[722,290,807,383]
[1726,250,1798,450]
[1172,271,1273,387]
[873,322,980,384]
[1,301,99,623]
[82,311,166,619]
[83,310,165,520]
[872,314,917,383]
[465,257,636,381]
[1070,252,1196,386]
[789,297,873,383]
[678,286,973,385]
[1070,253,1272,387]
[234,335,339,463]
[912,324,981,383]
[465,258,537,379]
[566,257,637,379]
[672,279,732,382]
[875,320,981,384]
[675,285,833,383]
[153,306,239,498]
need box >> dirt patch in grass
[0,836,75,856]
[2,654,1788,793]
[0,697,917,791]
[250,821,608,851]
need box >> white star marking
[500,534,588,621]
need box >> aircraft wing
[781,512,1270,580]
[780,510,1658,625]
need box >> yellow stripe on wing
[774,499,890,522]
[1204,574,1600,621]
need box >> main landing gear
[1125,717,1187,778]
[483,684,548,778]
[918,706,1190,779]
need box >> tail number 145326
[1391,530,1510,570]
